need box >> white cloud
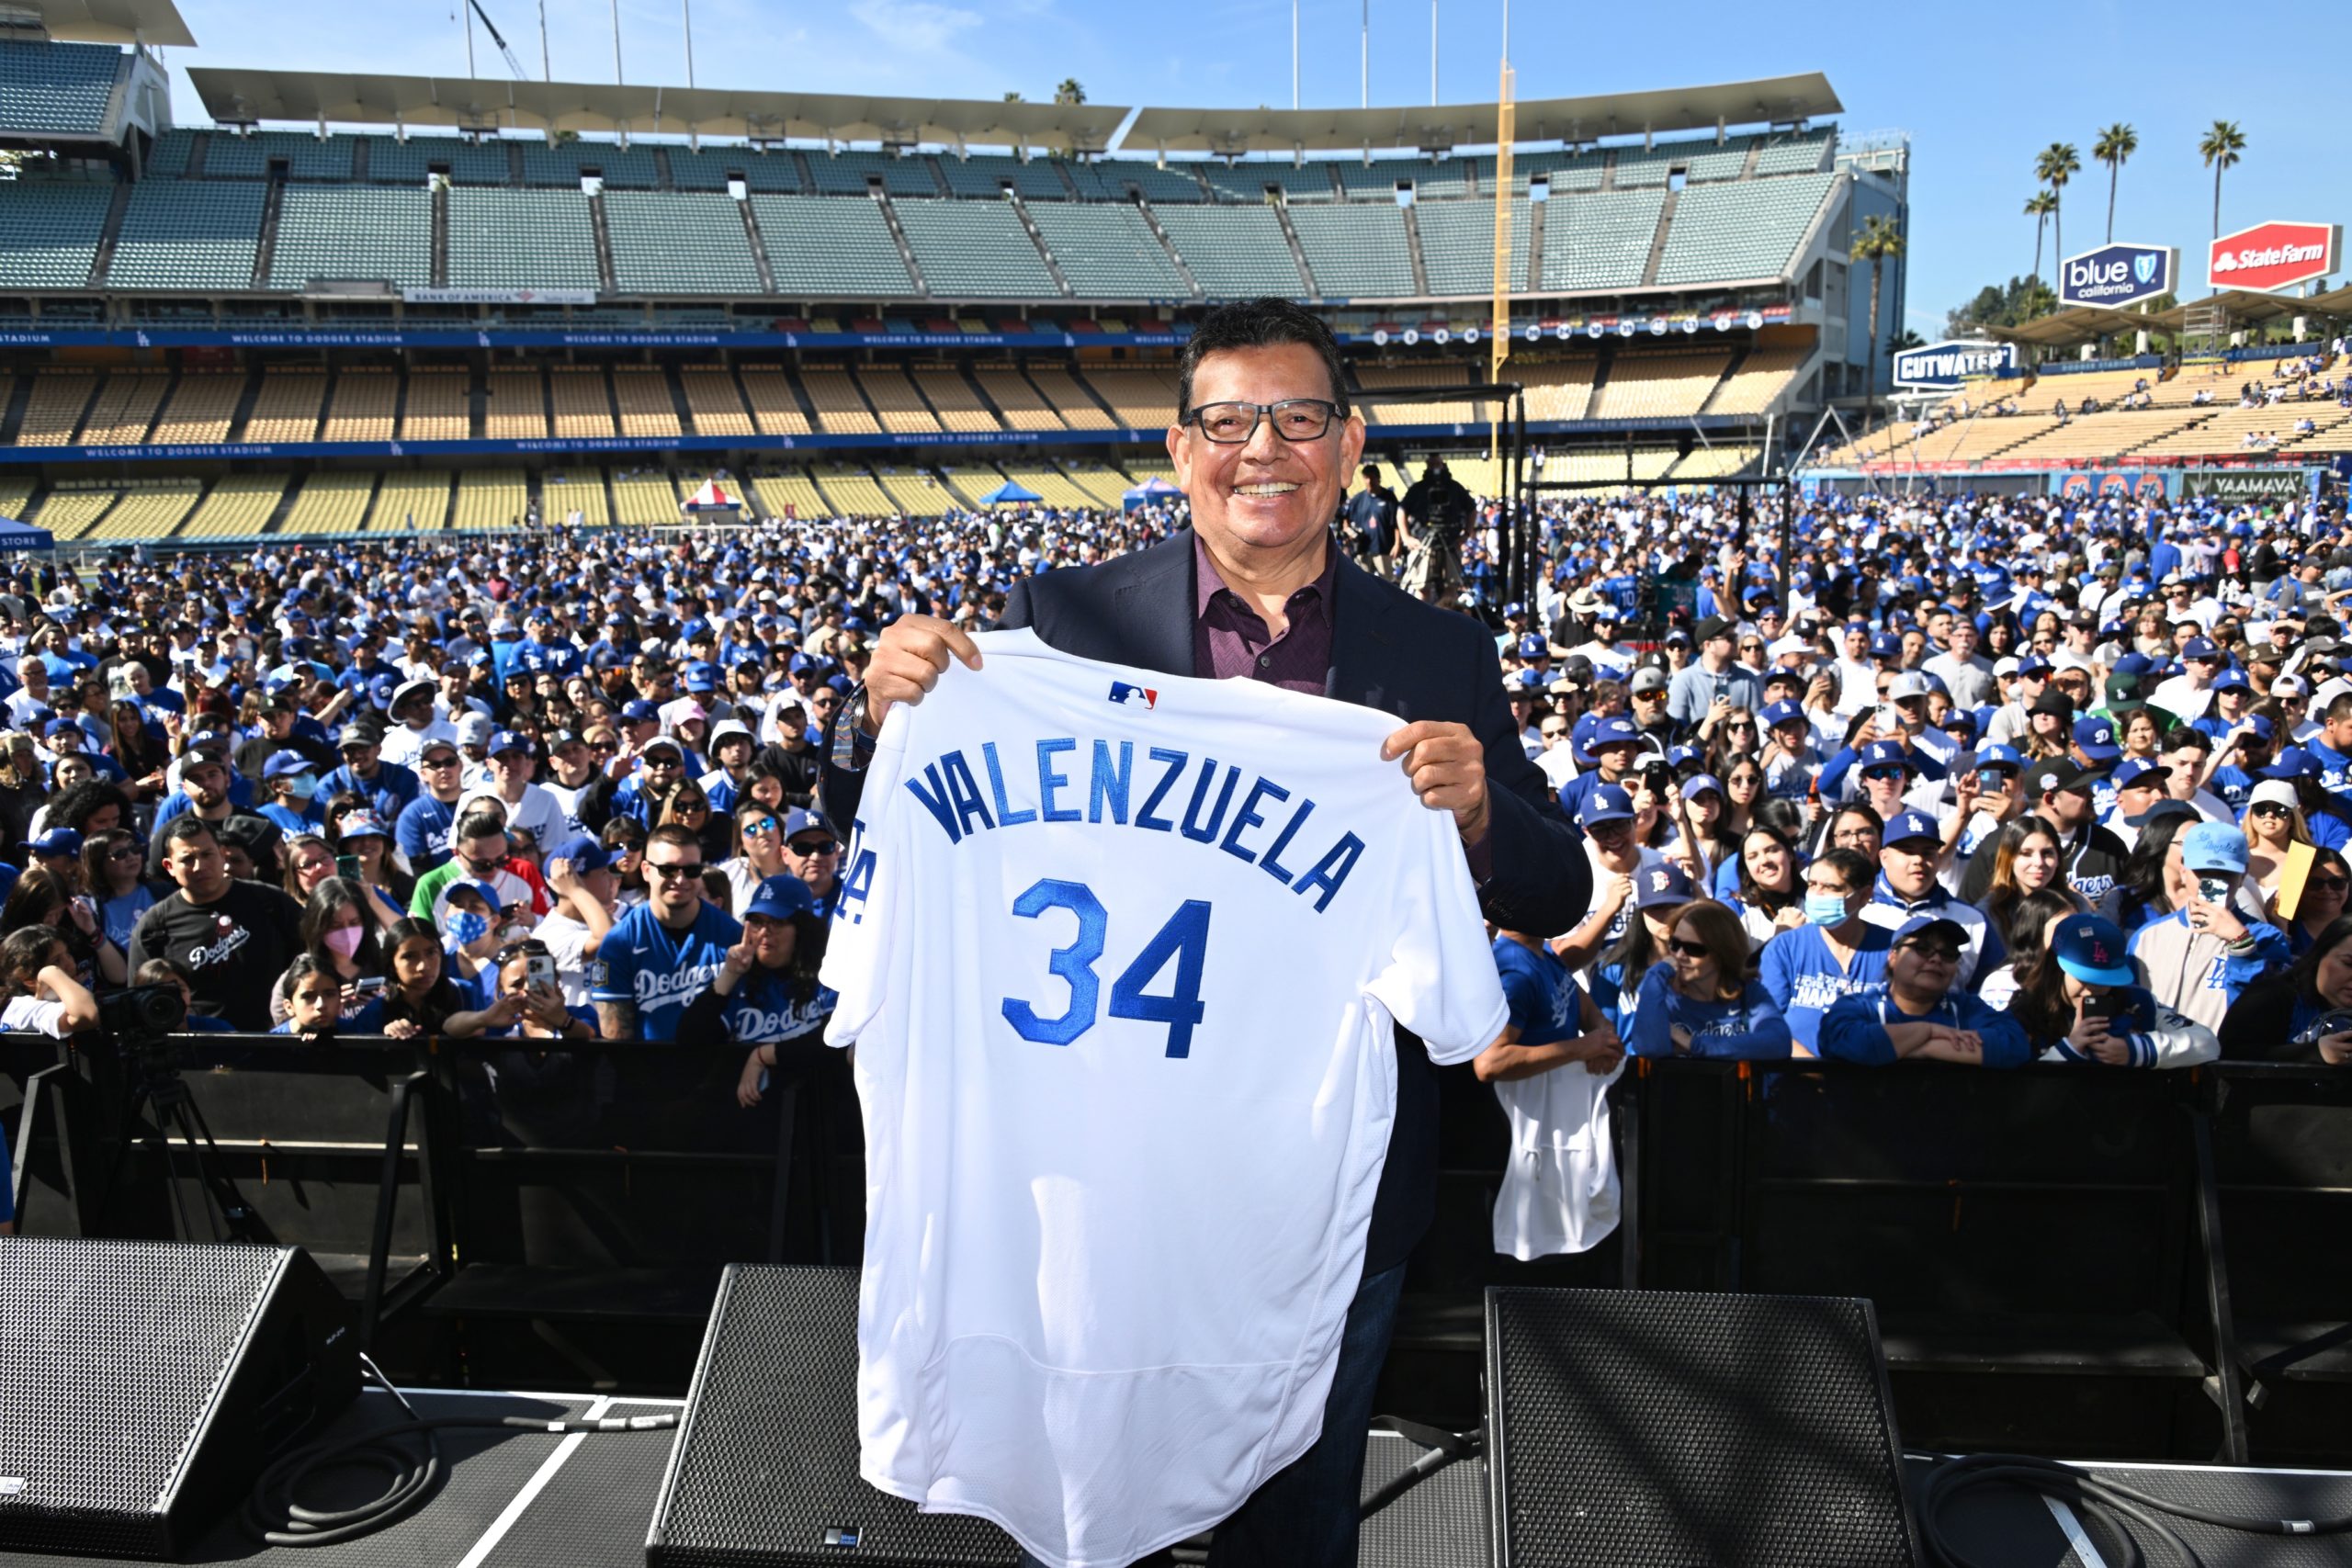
[852,0,983,52]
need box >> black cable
[242,1354,677,1548]
[1917,1452,2352,1568]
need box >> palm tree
[2199,120,2246,240]
[2025,191,2058,288]
[2034,141,2081,265]
[1054,78,1086,106]
[2093,122,2137,243]
[1849,214,1905,431]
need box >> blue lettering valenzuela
[904,739,1365,913]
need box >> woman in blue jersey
[1624,899,1792,1061]
[675,874,835,1108]
[1585,863,1694,1035]
[1818,915,2032,1067]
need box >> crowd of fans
[0,474,2347,1239]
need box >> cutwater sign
[2058,243,2177,310]
[1891,340,2017,390]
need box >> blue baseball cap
[2051,913,2135,987]
[2073,716,2121,761]
[1883,809,1941,847]
[2015,654,2054,679]
[1892,913,1969,950]
[1579,784,1636,828]
[684,661,721,694]
[2263,746,2318,780]
[260,751,315,781]
[1634,861,1694,908]
[2181,637,2222,661]
[1589,716,1644,750]
[2110,757,2170,791]
[488,728,533,757]
[1859,740,1911,773]
[1760,699,1806,729]
[2211,669,2252,694]
[20,827,79,859]
[621,699,661,723]
[545,833,612,874]
[1971,743,2026,773]
[1516,634,1548,660]
[744,873,818,921]
[2180,821,2249,876]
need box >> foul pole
[1487,62,1514,458]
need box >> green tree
[1893,328,1927,352]
[1054,78,1086,106]
[1003,91,1024,102]
[2024,191,2058,288]
[2093,121,2136,243]
[1849,213,1905,430]
[2199,119,2245,241]
[2033,141,2080,265]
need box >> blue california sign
[1890,340,2018,390]
[2058,243,2177,310]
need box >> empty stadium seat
[1288,204,1413,297]
[938,154,1069,201]
[521,139,660,189]
[1517,358,1601,423]
[913,366,1001,433]
[107,180,265,289]
[447,188,599,289]
[0,40,120,137]
[18,368,96,446]
[752,194,912,296]
[815,464,896,516]
[550,367,616,438]
[1153,205,1305,298]
[75,369,166,445]
[87,477,199,541]
[1355,362,1485,426]
[613,367,681,437]
[1200,162,1334,203]
[738,365,813,435]
[975,367,1065,430]
[895,198,1058,299]
[610,468,679,525]
[370,470,451,531]
[1416,197,1532,294]
[1706,344,1810,416]
[541,469,611,526]
[401,368,472,441]
[680,367,754,436]
[748,467,827,519]
[243,369,326,444]
[1655,174,1836,286]
[800,367,880,434]
[34,481,118,540]
[873,466,957,516]
[605,191,763,294]
[485,367,548,440]
[322,367,398,442]
[0,179,113,288]
[1592,350,1730,421]
[1754,129,1835,175]
[1025,204,1187,299]
[1074,367,1176,429]
[1536,188,1661,293]
[268,185,432,288]
[453,468,530,528]
[151,370,243,444]
[856,366,944,434]
[280,472,377,536]
[179,474,286,538]
[808,150,937,197]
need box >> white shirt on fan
[821,629,1506,1568]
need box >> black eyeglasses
[646,860,705,881]
[1902,942,1962,964]
[107,846,141,862]
[2309,876,2349,893]
[1862,766,1906,782]
[421,753,459,769]
[787,836,840,856]
[1183,399,1343,444]
[2251,803,2290,817]
[1668,938,1713,960]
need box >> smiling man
[824,297,1587,1568]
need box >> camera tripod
[97,1035,266,1246]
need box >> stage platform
[11,1389,2349,1568]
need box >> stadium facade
[0,0,1914,544]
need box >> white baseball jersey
[1493,1063,1623,1260]
[821,629,1506,1568]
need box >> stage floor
[14,1389,2350,1567]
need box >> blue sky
[157,0,2347,333]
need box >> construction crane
[461,0,531,82]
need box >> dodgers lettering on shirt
[591,899,743,1041]
[822,629,1504,1568]
[720,966,837,1045]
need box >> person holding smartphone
[267,877,389,1029]
[2123,821,2289,1036]
[2001,911,2219,1067]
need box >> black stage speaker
[647,1265,1020,1568]
[0,1236,359,1561]
[1485,1287,1919,1567]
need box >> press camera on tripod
[98,983,265,1243]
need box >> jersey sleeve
[1365,814,1510,1066]
[818,706,915,1052]
[589,908,640,1005]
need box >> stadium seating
[107,180,264,289]
[453,468,530,528]
[1985,410,2201,464]
[414,136,514,186]
[485,367,548,439]
[913,366,1001,433]
[680,366,754,436]
[738,365,813,434]
[1355,362,1486,426]
[268,185,433,288]
[1058,460,1129,508]
[280,471,377,535]
[856,365,944,434]
[1536,188,1662,292]
[808,150,936,198]
[1024,204,1187,299]
[369,469,451,530]
[813,463,895,515]
[873,465,957,516]
[999,463,1098,511]
[521,138,660,189]
[1507,149,1604,194]
[1089,162,1205,205]
[2135,406,2352,460]
[752,194,913,296]
[179,474,285,538]
[1706,344,1810,416]
[447,188,600,289]
[540,469,610,526]
[357,135,431,186]
[34,480,119,539]
[0,40,120,137]
[0,179,112,288]
[1655,174,1836,285]
[800,367,880,434]
[1416,197,1532,294]
[1543,448,1679,485]
[151,370,243,444]
[1152,205,1306,298]
[402,368,472,441]
[551,366,617,438]
[611,367,680,437]
[1754,128,1835,175]
[1591,349,1730,421]
[976,367,1065,429]
[1073,367,1173,429]
[1518,358,1601,423]
[1201,162,1334,204]
[1671,444,1761,479]
[938,153,1067,201]
[667,146,803,193]
[76,369,165,445]
[610,468,678,525]
[244,369,327,444]
[87,477,199,541]
[892,198,1057,299]
[322,367,398,441]
[18,368,96,446]
[748,466,827,519]
[605,191,763,294]
[1287,204,1413,298]
[1332,159,1417,200]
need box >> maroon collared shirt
[1192,532,1336,694]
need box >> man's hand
[1380,720,1489,840]
[736,1046,769,1108]
[865,615,982,735]
[545,856,577,898]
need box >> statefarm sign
[2207,220,2341,294]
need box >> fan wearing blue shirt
[1819,915,2032,1068]
[591,822,742,1041]
[255,751,327,835]
[1476,924,1622,1085]
[1758,848,1894,1056]
[677,874,841,1106]
[1861,809,2004,987]
[1624,899,1793,1061]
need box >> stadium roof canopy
[185,69,1133,151]
[1122,73,1841,154]
[1996,288,2344,348]
[10,0,195,47]
[1984,303,2169,348]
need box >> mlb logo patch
[1108,681,1159,709]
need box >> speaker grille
[648,1266,1020,1568]
[0,1237,290,1557]
[1487,1288,1917,1568]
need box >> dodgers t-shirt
[591,899,743,1041]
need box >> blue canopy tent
[979,479,1042,506]
[1121,477,1182,512]
[0,518,54,552]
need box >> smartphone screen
[2197,875,2232,906]
[336,854,364,883]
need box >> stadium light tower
[682,0,695,88]
[611,0,624,84]
[1292,0,1299,110]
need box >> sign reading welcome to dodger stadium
[1891,340,2017,390]
[2058,243,2177,310]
